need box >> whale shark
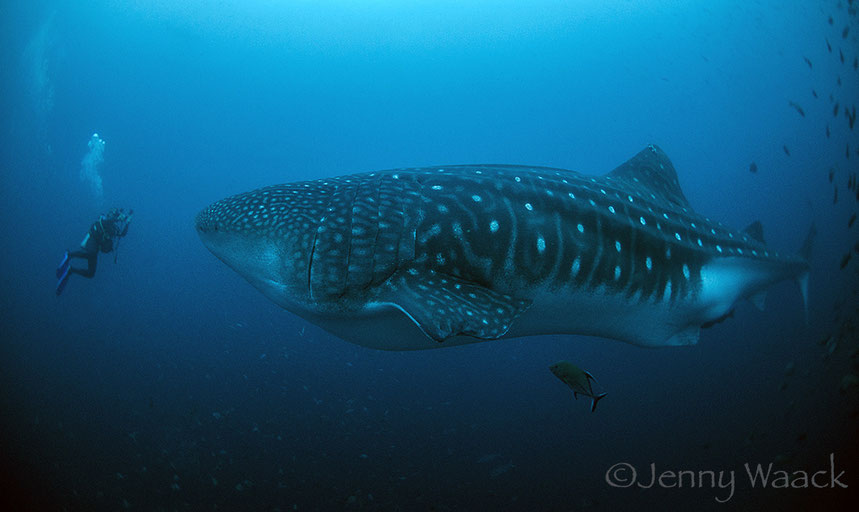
[195,145,813,351]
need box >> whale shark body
[196,145,812,351]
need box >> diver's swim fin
[56,251,70,279]
[56,266,70,296]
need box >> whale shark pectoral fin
[665,326,701,346]
[380,268,531,342]
[748,290,767,310]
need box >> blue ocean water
[1,0,858,510]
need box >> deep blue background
[1,1,858,510]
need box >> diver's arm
[119,210,133,237]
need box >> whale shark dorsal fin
[606,144,691,209]
[380,268,531,342]
[742,221,766,244]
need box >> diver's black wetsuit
[68,215,129,278]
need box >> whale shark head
[195,187,309,311]
[196,172,425,316]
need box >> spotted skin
[195,145,811,350]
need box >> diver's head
[107,208,129,222]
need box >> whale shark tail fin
[798,223,816,263]
[796,223,816,323]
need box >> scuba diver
[56,208,133,295]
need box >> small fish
[841,251,851,269]
[803,56,813,69]
[826,124,831,138]
[826,335,839,355]
[848,105,856,130]
[837,76,842,86]
[827,38,832,53]
[783,145,791,156]
[828,16,833,25]
[829,167,835,183]
[489,462,515,478]
[477,453,503,464]
[848,213,856,228]
[812,89,818,98]
[840,49,845,64]
[834,102,840,117]
[549,361,607,412]
[749,162,757,173]
[788,101,805,117]
[843,26,850,39]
